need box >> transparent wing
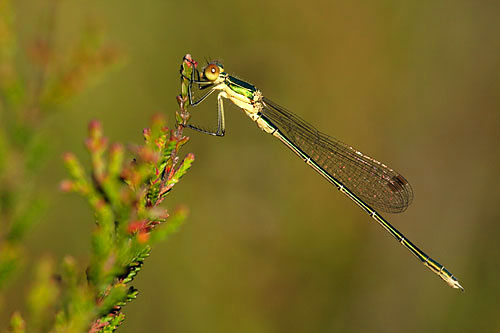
[261,97,413,213]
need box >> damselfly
[180,56,463,291]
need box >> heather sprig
[57,110,193,331]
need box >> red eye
[204,64,220,81]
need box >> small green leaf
[97,283,128,317]
[93,312,125,333]
[9,311,26,333]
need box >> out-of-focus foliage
[39,20,124,110]
[0,0,122,294]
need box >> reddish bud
[63,152,76,163]
[110,143,124,154]
[95,199,107,210]
[137,147,159,163]
[59,180,74,192]
[143,128,151,140]
[88,120,101,134]
[151,114,166,128]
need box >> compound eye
[204,63,220,81]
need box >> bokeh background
[4,0,500,331]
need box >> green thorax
[226,75,256,100]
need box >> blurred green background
[5,0,500,331]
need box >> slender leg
[186,91,226,137]
[185,77,214,106]
[190,87,216,107]
[216,91,226,136]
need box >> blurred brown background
[7,0,500,331]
